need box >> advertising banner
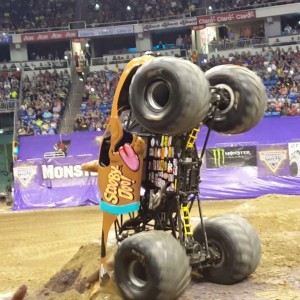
[0,35,12,44]
[13,155,99,210]
[78,25,134,37]
[21,30,78,42]
[257,144,289,177]
[197,10,256,25]
[13,117,300,210]
[206,146,257,169]
[143,17,197,31]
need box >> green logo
[212,148,225,167]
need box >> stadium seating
[17,69,71,136]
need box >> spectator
[284,24,293,34]
[175,35,183,49]
[74,52,80,68]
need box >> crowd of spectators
[87,0,194,24]
[1,0,298,32]
[74,70,120,131]
[0,71,20,104]
[17,70,71,136]
[0,0,75,32]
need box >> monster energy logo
[206,146,257,169]
[212,148,225,167]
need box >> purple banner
[13,117,300,210]
[0,35,12,44]
[13,155,99,210]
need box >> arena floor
[0,194,299,300]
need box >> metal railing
[208,38,265,52]
[0,99,16,112]
[207,37,300,53]
[0,60,69,73]
[91,48,187,66]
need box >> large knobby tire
[193,214,261,284]
[290,150,300,176]
[114,230,191,300]
[205,65,267,134]
[129,57,211,135]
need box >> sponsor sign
[0,35,12,44]
[21,30,78,42]
[14,165,37,187]
[192,24,206,31]
[143,17,197,31]
[257,144,289,176]
[288,142,300,177]
[78,25,134,37]
[206,146,257,169]
[197,10,256,25]
[41,164,97,180]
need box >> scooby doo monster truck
[82,54,267,300]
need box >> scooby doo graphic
[82,54,267,300]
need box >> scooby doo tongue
[119,143,139,171]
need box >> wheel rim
[208,239,225,267]
[128,260,147,288]
[146,80,170,111]
[214,83,235,115]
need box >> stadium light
[126,5,131,11]
[95,3,100,10]
[208,6,212,10]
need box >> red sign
[21,30,78,43]
[192,24,206,31]
[197,10,256,25]
[72,38,90,43]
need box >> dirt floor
[0,194,299,300]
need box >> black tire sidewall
[130,62,183,129]
[201,222,242,283]
[115,247,160,299]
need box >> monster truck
[82,54,267,300]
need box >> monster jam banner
[257,144,289,177]
[13,155,99,210]
[13,117,300,210]
[13,131,101,210]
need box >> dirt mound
[23,243,119,300]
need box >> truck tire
[129,57,210,135]
[114,230,191,300]
[290,150,300,176]
[208,214,261,275]
[193,215,261,284]
[205,65,267,134]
